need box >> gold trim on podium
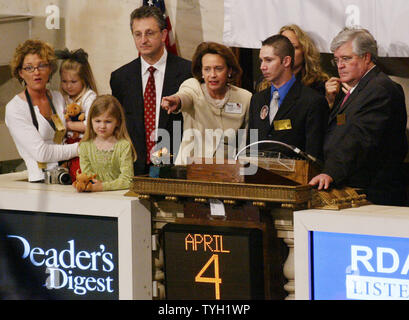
[126,158,370,210]
[127,176,312,205]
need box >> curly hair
[10,39,58,82]
[279,24,329,86]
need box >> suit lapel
[329,66,379,124]
[257,88,272,132]
[127,58,144,114]
[329,92,346,122]
[340,66,378,112]
[162,54,178,97]
[159,54,178,129]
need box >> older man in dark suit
[309,28,408,206]
[110,5,191,175]
[248,34,329,161]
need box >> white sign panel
[223,0,409,57]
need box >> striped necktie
[339,90,351,110]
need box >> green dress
[79,139,134,191]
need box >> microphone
[234,140,323,168]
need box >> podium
[126,157,369,299]
[128,157,368,210]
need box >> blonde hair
[10,39,57,83]
[279,24,329,86]
[82,95,137,161]
[57,48,98,98]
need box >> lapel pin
[260,105,269,120]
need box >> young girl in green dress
[76,95,136,191]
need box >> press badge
[337,114,346,126]
[225,102,243,114]
[273,119,292,131]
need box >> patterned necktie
[269,90,280,124]
[144,66,156,164]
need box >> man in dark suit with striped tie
[110,5,191,175]
[309,28,408,206]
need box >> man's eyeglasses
[133,30,161,40]
[21,63,50,73]
[331,56,355,67]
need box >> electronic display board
[163,223,264,300]
[310,231,409,300]
[0,209,118,300]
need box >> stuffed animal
[64,103,85,140]
[65,103,85,122]
[73,170,96,192]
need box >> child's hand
[90,179,103,192]
[66,119,73,131]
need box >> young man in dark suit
[110,5,191,175]
[309,28,408,206]
[248,34,329,161]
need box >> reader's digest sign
[8,236,115,296]
[0,209,118,300]
[311,231,409,300]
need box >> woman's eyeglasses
[21,63,50,73]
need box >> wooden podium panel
[186,158,299,186]
[239,156,320,185]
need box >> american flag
[143,0,178,55]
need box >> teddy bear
[73,170,96,192]
[65,103,85,140]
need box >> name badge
[337,114,346,126]
[225,102,243,114]
[273,119,292,131]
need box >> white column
[275,216,295,300]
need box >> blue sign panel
[310,231,409,300]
